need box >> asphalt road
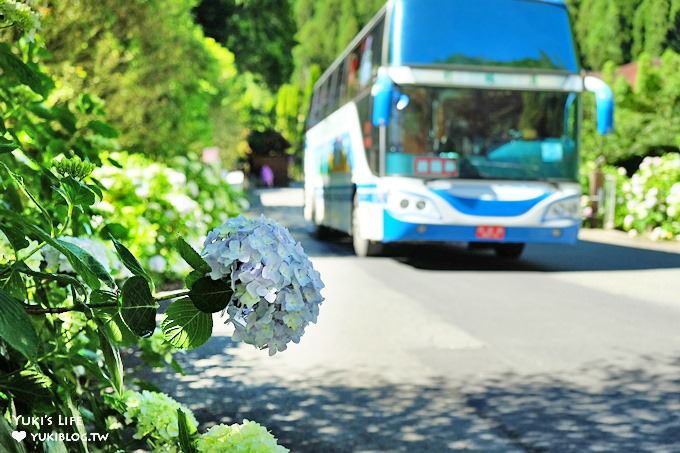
[146,188,680,452]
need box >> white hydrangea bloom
[202,215,324,355]
[123,390,198,452]
[196,420,289,453]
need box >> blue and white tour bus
[304,0,614,257]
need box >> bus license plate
[475,226,506,240]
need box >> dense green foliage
[0,2,296,451]
[571,2,680,239]
[270,0,384,153]
[569,0,680,68]
[581,50,680,167]
[38,0,272,164]
[194,0,297,89]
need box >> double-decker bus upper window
[371,18,385,74]
[391,0,577,72]
[320,81,330,117]
[336,60,347,105]
[346,50,360,99]
[307,91,315,127]
[328,72,338,114]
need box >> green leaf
[58,176,98,208]
[120,276,157,338]
[1,163,53,231]
[177,409,197,453]
[0,136,17,153]
[0,226,28,251]
[0,288,39,360]
[53,106,77,134]
[161,297,212,350]
[46,138,68,155]
[188,277,233,314]
[87,120,119,138]
[98,308,137,346]
[185,270,203,289]
[0,416,27,453]
[57,240,115,290]
[98,330,124,394]
[0,43,48,96]
[0,368,52,402]
[87,183,103,200]
[17,265,87,298]
[100,223,129,240]
[110,238,151,286]
[0,266,27,301]
[1,210,115,291]
[64,393,89,452]
[90,289,118,306]
[177,237,211,274]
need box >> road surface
[146,188,680,452]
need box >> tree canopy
[194,0,297,89]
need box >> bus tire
[314,224,333,240]
[311,206,333,240]
[494,243,525,259]
[352,195,383,257]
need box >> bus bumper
[383,211,579,244]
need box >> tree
[193,0,297,89]
[569,0,680,68]
[574,0,628,68]
[632,0,680,57]
[282,0,383,157]
[39,0,244,160]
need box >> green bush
[1,4,311,452]
[581,51,680,168]
[93,152,246,281]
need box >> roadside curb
[579,228,680,255]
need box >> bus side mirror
[584,76,614,135]
[371,74,394,127]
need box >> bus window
[356,93,380,174]
[309,88,320,126]
[346,50,360,99]
[327,71,338,114]
[358,35,374,89]
[371,18,385,76]
[320,81,331,117]
[387,86,579,181]
[335,60,347,106]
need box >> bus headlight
[387,192,441,220]
[543,197,580,221]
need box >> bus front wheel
[352,196,383,257]
[494,243,525,259]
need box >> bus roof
[314,0,576,91]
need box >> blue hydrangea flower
[202,215,324,355]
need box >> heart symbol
[11,431,26,442]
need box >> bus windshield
[386,87,579,181]
[391,0,578,72]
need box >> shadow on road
[390,240,680,273]
[251,196,680,272]
[464,355,680,453]
[141,337,680,452]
